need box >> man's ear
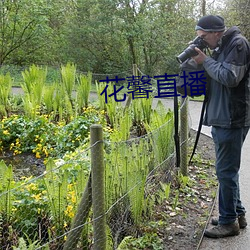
[215,31,224,39]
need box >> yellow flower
[12,207,17,212]
[36,152,41,158]
[3,130,10,135]
[65,205,74,218]
[14,149,22,155]
[32,193,42,201]
[71,195,76,204]
[43,147,49,157]
[26,183,37,191]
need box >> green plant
[76,72,92,111]
[172,190,180,210]
[96,81,125,128]
[21,65,47,118]
[96,81,107,111]
[144,100,175,164]
[157,182,171,204]
[109,109,132,142]
[0,108,101,157]
[13,233,49,250]
[60,62,76,102]
[0,115,57,157]
[117,233,163,250]
[0,161,15,222]
[0,73,12,117]
[12,177,49,241]
[43,84,56,114]
[43,159,69,225]
[105,136,153,234]
[42,156,90,241]
[131,95,153,125]
[178,173,192,189]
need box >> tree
[0,0,48,65]
[221,0,250,39]
[65,0,199,76]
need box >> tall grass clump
[105,136,153,247]
[0,73,12,117]
[131,95,153,125]
[76,71,92,112]
[130,95,153,136]
[145,100,175,164]
[61,63,76,103]
[0,161,14,222]
[21,65,47,118]
[96,81,107,111]
[96,81,125,128]
[43,84,56,114]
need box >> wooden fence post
[91,124,106,250]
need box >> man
[192,15,250,238]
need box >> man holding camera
[192,15,250,238]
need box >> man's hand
[192,47,207,64]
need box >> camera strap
[173,95,207,168]
[189,96,207,164]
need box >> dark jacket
[203,26,250,128]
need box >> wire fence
[0,63,192,249]
[0,97,190,249]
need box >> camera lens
[176,36,207,63]
[176,44,198,63]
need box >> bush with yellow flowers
[0,107,102,158]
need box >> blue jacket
[203,26,250,128]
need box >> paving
[189,103,250,250]
[11,88,250,249]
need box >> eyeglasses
[199,32,214,40]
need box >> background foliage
[1,0,249,77]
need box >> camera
[176,36,208,63]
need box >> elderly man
[192,15,250,238]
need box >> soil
[0,152,45,180]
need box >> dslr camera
[176,36,208,63]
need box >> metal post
[180,97,189,176]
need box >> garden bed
[0,127,217,250]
